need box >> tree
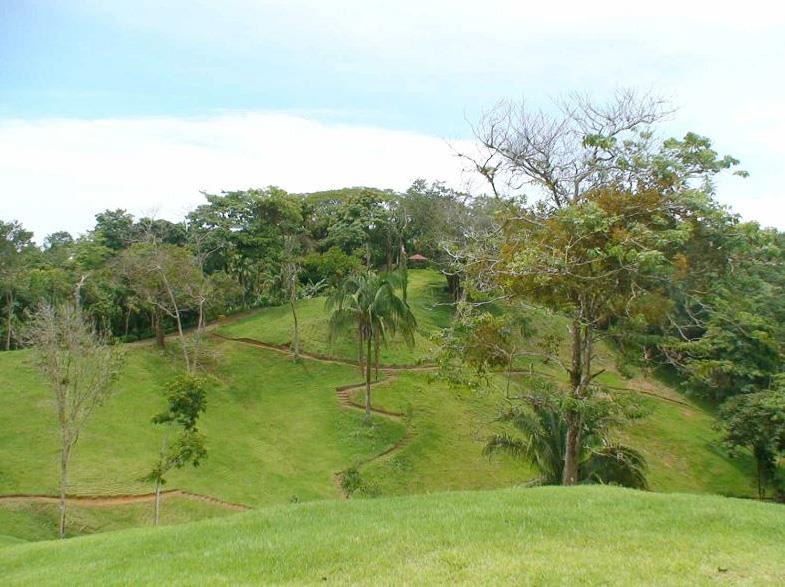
[465,91,726,208]
[438,310,535,396]
[0,220,37,350]
[145,374,207,525]
[186,187,303,306]
[326,272,416,419]
[655,221,785,401]
[720,390,785,499]
[492,188,703,484]
[463,93,746,485]
[485,386,648,489]
[93,209,137,250]
[25,300,125,538]
[281,235,303,360]
[300,246,362,288]
[116,243,208,372]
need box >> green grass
[2,486,784,585]
[0,269,759,546]
[0,498,233,543]
[0,343,400,505]
[347,372,535,496]
[217,268,453,364]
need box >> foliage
[327,271,416,417]
[146,374,208,524]
[719,389,785,498]
[300,246,363,287]
[485,383,648,489]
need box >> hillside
[0,270,756,543]
[3,486,785,585]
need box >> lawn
[0,267,759,546]
[217,268,453,364]
[2,485,784,585]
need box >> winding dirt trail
[211,333,438,372]
[213,333,423,495]
[2,329,689,511]
[0,490,250,511]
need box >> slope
[2,486,784,585]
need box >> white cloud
[0,113,477,241]
[0,109,780,243]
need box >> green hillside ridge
[0,269,756,544]
[3,486,785,585]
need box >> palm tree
[484,396,648,489]
[326,271,416,419]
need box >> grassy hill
[2,486,785,585]
[0,269,757,543]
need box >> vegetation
[2,89,785,583]
[327,271,416,418]
[720,389,785,499]
[484,384,648,489]
[145,374,208,525]
[3,487,785,584]
[24,301,125,538]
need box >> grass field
[217,269,453,364]
[2,485,784,585]
[0,269,758,545]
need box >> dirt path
[211,333,437,372]
[0,490,251,512]
[213,333,421,495]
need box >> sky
[1,0,784,241]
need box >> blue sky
[1,0,784,239]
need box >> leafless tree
[25,299,125,538]
[461,89,671,209]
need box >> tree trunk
[153,310,165,348]
[154,476,162,526]
[159,272,191,373]
[562,412,582,486]
[58,443,71,539]
[154,432,169,526]
[124,307,131,338]
[562,315,586,486]
[5,290,12,351]
[505,353,514,398]
[357,326,365,377]
[173,311,190,373]
[757,459,764,500]
[290,281,300,361]
[374,333,380,381]
[192,298,205,372]
[365,335,372,420]
[399,243,408,302]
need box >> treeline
[0,181,499,348]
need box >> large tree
[116,242,208,372]
[492,186,737,485]
[462,92,746,485]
